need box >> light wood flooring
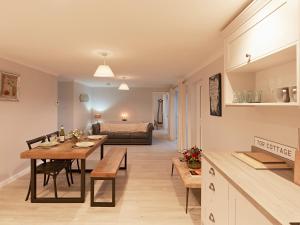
[0,130,201,225]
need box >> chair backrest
[26,136,46,150]
[46,131,59,142]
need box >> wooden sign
[254,136,296,161]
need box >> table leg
[186,188,189,214]
[171,163,174,176]
[101,144,104,160]
[80,159,86,202]
[30,159,37,202]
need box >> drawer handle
[209,168,215,176]
[209,183,215,192]
[245,53,251,63]
[209,213,215,223]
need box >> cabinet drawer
[205,172,228,204]
[205,201,229,225]
[202,158,222,181]
[226,0,298,70]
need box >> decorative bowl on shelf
[289,86,297,102]
[274,87,290,102]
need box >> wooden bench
[90,147,127,207]
[171,157,201,213]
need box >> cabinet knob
[245,53,251,63]
[209,213,215,223]
[209,183,215,192]
[209,168,215,176]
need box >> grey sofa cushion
[130,132,148,139]
[94,123,153,145]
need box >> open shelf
[226,102,299,107]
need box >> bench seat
[91,147,127,178]
[90,147,127,207]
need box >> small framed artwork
[209,73,222,116]
[0,71,20,101]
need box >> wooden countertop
[20,136,107,159]
[203,151,300,225]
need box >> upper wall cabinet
[223,0,299,106]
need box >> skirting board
[0,166,30,188]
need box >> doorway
[152,92,169,131]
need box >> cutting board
[232,152,292,170]
[244,152,285,164]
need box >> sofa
[92,122,154,145]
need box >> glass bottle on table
[59,125,65,143]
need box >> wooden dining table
[20,135,107,203]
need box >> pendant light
[94,52,115,77]
[118,77,130,90]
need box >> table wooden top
[91,147,127,178]
[172,157,201,188]
[20,136,107,160]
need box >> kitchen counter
[203,151,300,225]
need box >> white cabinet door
[226,0,298,70]
[229,184,273,225]
[202,158,229,225]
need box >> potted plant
[183,146,202,169]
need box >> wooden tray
[232,152,292,170]
[244,152,285,164]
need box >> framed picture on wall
[209,73,222,116]
[0,71,20,101]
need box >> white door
[196,81,202,148]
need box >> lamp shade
[118,83,130,90]
[94,65,115,77]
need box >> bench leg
[171,163,174,176]
[101,144,104,160]
[90,177,116,207]
[186,188,189,214]
[119,152,127,170]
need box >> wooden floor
[0,130,201,225]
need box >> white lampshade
[118,83,130,90]
[94,65,115,77]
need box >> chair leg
[76,159,80,173]
[65,168,71,187]
[69,163,74,184]
[43,173,47,186]
[25,182,31,201]
[53,175,58,198]
[45,174,50,185]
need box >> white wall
[92,87,165,123]
[58,81,92,132]
[73,82,92,131]
[0,58,57,184]
[58,82,74,131]
[186,56,300,152]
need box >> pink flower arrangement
[183,146,202,163]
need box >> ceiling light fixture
[118,77,130,91]
[94,52,115,77]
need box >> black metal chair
[46,131,80,184]
[25,135,71,201]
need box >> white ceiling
[0,0,252,88]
